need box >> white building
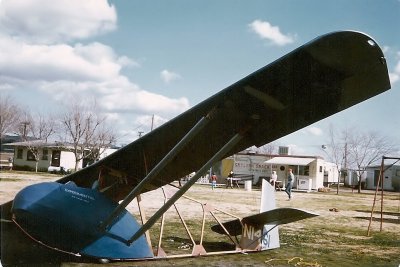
[231,153,339,191]
[233,153,272,184]
[364,165,400,191]
[10,140,117,172]
[266,156,339,191]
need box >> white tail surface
[259,179,280,250]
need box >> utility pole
[21,121,30,140]
[338,142,348,195]
[0,115,2,159]
[151,114,154,131]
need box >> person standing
[270,171,277,188]
[210,173,217,190]
[285,169,294,200]
[226,171,234,188]
[8,157,13,170]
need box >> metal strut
[99,115,211,231]
[127,132,245,245]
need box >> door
[374,170,381,187]
[51,150,61,167]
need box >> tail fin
[258,178,279,250]
[239,179,279,250]
[237,179,280,250]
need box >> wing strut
[127,131,245,245]
[99,114,213,232]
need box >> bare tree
[324,125,398,194]
[347,129,398,193]
[0,94,22,138]
[257,142,278,155]
[322,125,351,194]
[30,113,57,142]
[18,111,57,172]
[60,100,115,171]
[84,122,116,166]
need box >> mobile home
[265,156,339,191]
[226,153,339,190]
[365,165,400,191]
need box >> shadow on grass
[355,209,400,216]
[354,216,400,224]
[160,236,236,254]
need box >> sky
[0,0,399,157]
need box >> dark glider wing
[14,31,395,202]
[54,31,390,201]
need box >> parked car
[48,166,70,174]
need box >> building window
[27,150,37,161]
[299,165,310,176]
[17,149,23,159]
[42,149,48,160]
[278,146,290,155]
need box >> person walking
[285,169,294,200]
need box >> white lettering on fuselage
[64,188,95,203]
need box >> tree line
[0,94,116,172]
[322,125,398,193]
[2,93,399,189]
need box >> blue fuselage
[12,182,153,260]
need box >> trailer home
[265,156,339,191]
[365,165,400,191]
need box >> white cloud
[390,73,399,84]
[0,0,117,44]
[389,57,400,85]
[306,126,323,136]
[160,69,182,84]
[382,46,390,53]
[102,111,183,144]
[0,36,188,117]
[285,144,303,155]
[37,75,189,117]
[0,83,14,91]
[0,38,129,82]
[249,20,294,46]
[134,114,168,131]
[0,0,191,143]
[100,86,189,115]
[117,56,139,68]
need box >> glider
[0,31,391,265]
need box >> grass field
[98,185,399,267]
[1,171,399,266]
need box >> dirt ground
[1,171,399,266]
